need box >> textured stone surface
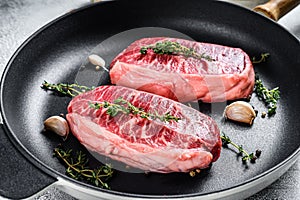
[0,0,299,199]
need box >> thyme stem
[42,81,181,123]
[53,147,113,189]
[140,41,215,61]
[41,81,94,97]
[89,97,181,123]
[254,75,280,116]
[251,53,270,64]
[221,132,258,163]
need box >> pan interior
[1,0,300,197]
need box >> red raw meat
[66,85,221,173]
[110,37,255,102]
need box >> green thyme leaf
[221,132,259,163]
[254,75,280,116]
[140,41,215,61]
[89,97,181,123]
[41,81,94,97]
[53,146,113,189]
[252,53,270,64]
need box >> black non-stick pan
[1,0,300,199]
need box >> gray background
[0,0,299,199]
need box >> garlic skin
[224,101,256,125]
[44,116,69,137]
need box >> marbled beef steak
[67,85,221,173]
[110,37,254,102]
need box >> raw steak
[110,37,255,102]
[66,85,221,173]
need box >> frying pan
[1,0,300,199]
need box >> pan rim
[1,0,299,199]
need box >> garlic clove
[224,101,256,125]
[88,54,105,67]
[44,116,69,137]
[88,54,109,72]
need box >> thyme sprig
[140,41,215,61]
[254,75,280,116]
[41,81,94,97]
[251,53,270,64]
[89,97,181,123]
[53,147,113,189]
[221,132,260,163]
[41,81,180,123]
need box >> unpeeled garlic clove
[224,101,256,125]
[88,54,109,72]
[44,116,69,137]
[88,54,105,67]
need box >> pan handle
[253,0,300,21]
